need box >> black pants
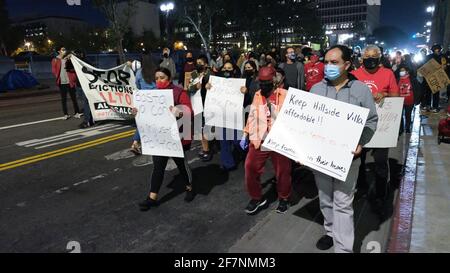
[150,155,192,194]
[422,83,440,109]
[401,105,414,133]
[60,84,80,115]
[361,148,389,200]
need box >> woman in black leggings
[137,68,194,211]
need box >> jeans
[76,87,93,124]
[219,128,240,169]
[60,84,80,115]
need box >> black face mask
[244,70,254,78]
[260,82,274,98]
[363,57,380,70]
[163,53,169,58]
[221,71,233,78]
[196,64,205,72]
[186,57,194,63]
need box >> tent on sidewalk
[0,70,39,93]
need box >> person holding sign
[130,54,157,155]
[352,45,399,216]
[138,68,195,211]
[241,66,292,215]
[311,45,378,253]
[206,61,248,171]
[420,44,446,113]
[188,55,214,162]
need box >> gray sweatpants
[314,159,361,253]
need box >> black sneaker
[138,197,159,211]
[184,187,195,203]
[276,199,289,214]
[245,199,268,215]
[78,122,91,129]
[316,235,334,251]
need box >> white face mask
[400,71,407,77]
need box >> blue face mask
[324,64,342,81]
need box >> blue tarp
[0,70,39,92]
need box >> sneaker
[184,186,195,203]
[245,199,268,215]
[63,115,71,120]
[78,122,91,129]
[198,150,206,157]
[138,197,159,211]
[275,199,289,214]
[431,108,440,113]
[316,235,334,251]
[74,113,83,119]
[130,143,142,155]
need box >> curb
[386,107,421,253]
[0,89,59,100]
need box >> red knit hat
[258,66,276,81]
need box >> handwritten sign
[418,59,450,94]
[204,76,246,130]
[133,90,184,158]
[71,55,137,121]
[365,97,404,148]
[190,89,203,116]
[262,87,369,182]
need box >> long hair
[141,54,157,84]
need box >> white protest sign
[204,76,246,130]
[262,88,370,182]
[71,55,137,121]
[190,89,203,116]
[133,90,184,158]
[365,97,404,148]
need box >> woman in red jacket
[138,67,195,211]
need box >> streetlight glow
[160,2,174,12]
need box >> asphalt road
[0,94,404,253]
[0,94,278,253]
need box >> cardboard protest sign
[262,88,369,182]
[418,59,450,94]
[133,90,184,158]
[364,97,404,148]
[204,76,246,130]
[71,55,137,121]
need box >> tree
[93,0,137,63]
[175,0,227,59]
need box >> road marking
[0,130,135,172]
[0,117,65,130]
[16,124,129,149]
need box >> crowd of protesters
[50,41,450,253]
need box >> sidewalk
[409,106,450,253]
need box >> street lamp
[160,2,174,42]
[426,6,435,13]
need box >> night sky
[6,0,428,35]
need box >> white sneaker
[63,115,71,120]
[74,113,83,119]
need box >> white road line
[0,117,65,130]
[16,124,120,146]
